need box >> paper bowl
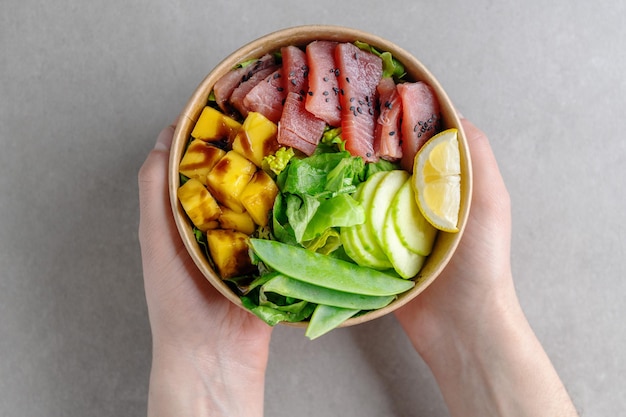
[168,25,472,329]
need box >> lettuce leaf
[274,147,367,251]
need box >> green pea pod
[249,239,414,296]
[262,274,395,310]
[305,304,360,340]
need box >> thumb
[138,124,177,266]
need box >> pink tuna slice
[229,65,279,118]
[397,81,441,172]
[281,45,309,95]
[335,43,383,162]
[304,41,342,127]
[213,54,277,115]
[374,77,403,161]
[277,92,325,156]
[276,46,326,155]
[243,68,286,123]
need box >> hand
[138,123,272,417]
[395,117,514,353]
[395,118,579,417]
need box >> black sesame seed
[323,76,329,82]
[277,87,284,92]
[356,107,363,114]
[334,68,340,76]
[323,90,329,96]
[308,91,314,96]
[389,131,395,136]
[325,98,330,102]
[349,97,355,102]
[346,77,350,83]
[366,152,372,158]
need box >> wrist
[413,285,578,417]
[148,341,268,417]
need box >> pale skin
[138,118,579,417]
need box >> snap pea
[262,273,395,310]
[305,304,360,340]
[249,238,414,296]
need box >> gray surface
[1,1,624,416]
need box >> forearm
[416,292,578,417]
[147,343,267,417]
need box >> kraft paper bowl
[168,25,472,330]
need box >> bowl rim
[168,24,473,328]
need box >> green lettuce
[272,148,367,252]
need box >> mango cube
[177,178,222,231]
[232,111,280,167]
[206,150,256,213]
[191,106,242,142]
[239,170,279,227]
[179,139,226,185]
[218,206,256,235]
[206,229,255,279]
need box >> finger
[138,124,177,262]
[461,119,510,216]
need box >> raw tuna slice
[397,81,441,172]
[335,43,383,162]
[281,45,309,96]
[229,65,279,118]
[374,77,403,161]
[304,41,342,127]
[277,92,326,155]
[243,69,286,123]
[213,54,276,115]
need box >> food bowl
[168,25,472,332]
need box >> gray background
[2,0,624,416]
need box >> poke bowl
[168,25,472,339]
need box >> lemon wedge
[412,128,461,232]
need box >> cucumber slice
[382,201,426,278]
[368,170,410,247]
[341,172,392,269]
[390,180,438,256]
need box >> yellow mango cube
[206,150,256,213]
[191,106,242,142]
[218,206,256,235]
[177,178,222,231]
[206,229,255,279]
[179,139,226,185]
[232,111,280,167]
[239,170,279,227]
